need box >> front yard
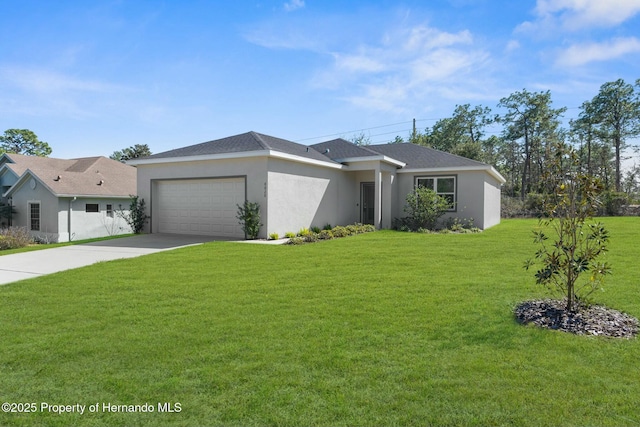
[1,218,639,426]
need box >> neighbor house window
[106,204,113,218]
[416,176,456,211]
[29,202,40,231]
[85,203,99,213]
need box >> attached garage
[155,177,245,238]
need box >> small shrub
[345,224,358,235]
[599,191,629,216]
[361,224,375,233]
[310,226,321,234]
[284,231,296,239]
[303,233,318,243]
[331,226,349,238]
[116,196,149,234]
[323,223,332,231]
[297,227,311,237]
[236,201,262,239]
[0,227,33,250]
[318,230,334,240]
[268,232,279,240]
[286,237,305,245]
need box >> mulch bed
[514,299,639,339]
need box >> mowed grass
[1,218,639,426]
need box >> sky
[1,0,639,159]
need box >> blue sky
[1,0,639,159]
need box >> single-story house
[129,131,505,239]
[0,153,136,242]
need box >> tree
[349,132,371,146]
[498,90,566,199]
[587,79,640,192]
[0,129,52,157]
[421,104,495,161]
[110,144,152,162]
[524,142,610,312]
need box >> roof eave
[399,165,506,183]
[128,149,343,169]
[335,155,406,168]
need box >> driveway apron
[0,234,220,285]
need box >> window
[85,203,99,213]
[29,202,40,231]
[416,176,456,210]
[106,204,113,218]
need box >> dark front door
[361,182,375,225]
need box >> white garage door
[156,178,245,238]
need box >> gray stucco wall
[266,158,357,236]
[135,156,268,236]
[9,179,60,241]
[394,169,502,229]
[62,198,132,242]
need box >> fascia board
[400,165,506,183]
[127,150,271,166]
[336,155,406,168]
[267,150,343,169]
[128,149,344,170]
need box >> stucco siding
[64,198,132,242]
[395,170,501,229]
[266,158,356,235]
[9,179,59,241]
[136,157,267,236]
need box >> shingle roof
[144,131,336,164]
[310,138,381,161]
[366,143,489,169]
[2,153,136,197]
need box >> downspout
[68,197,76,242]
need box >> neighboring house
[0,153,136,242]
[130,131,505,239]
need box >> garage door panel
[156,178,245,238]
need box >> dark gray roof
[142,131,492,170]
[310,138,380,161]
[144,131,335,163]
[367,143,488,169]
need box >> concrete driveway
[0,234,222,286]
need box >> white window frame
[415,175,457,212]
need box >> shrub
[322,223,332,230]
[599,191,629,216]
[331,226,349,238]
[303,233,318,243]
[268,232,279,240]
[286,237,305,245]
[116,196,149,234]
[310,226,321,234]
[403,187,450,231]
[297,227,311,237]
[236,201,262,239]
[0,227,33,250]
[318,230,334,240]
[345,224,359,235]
[284,231,296,239]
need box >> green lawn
[0,234,134,256]
[1,218,639,426]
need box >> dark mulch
[514,299,639,339]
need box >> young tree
[110,144,152,162]
[116,196,149,234]
[0,129,52,157]
[236,201,262,239]
[524,142,611,312]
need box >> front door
[361,182,375,225]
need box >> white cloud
[284,0,305,12]
[521,0,640,32]
[556,37,640,67]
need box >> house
[129,131,505,239]
[0,153,137,242]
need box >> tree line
[392,78,640,201]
